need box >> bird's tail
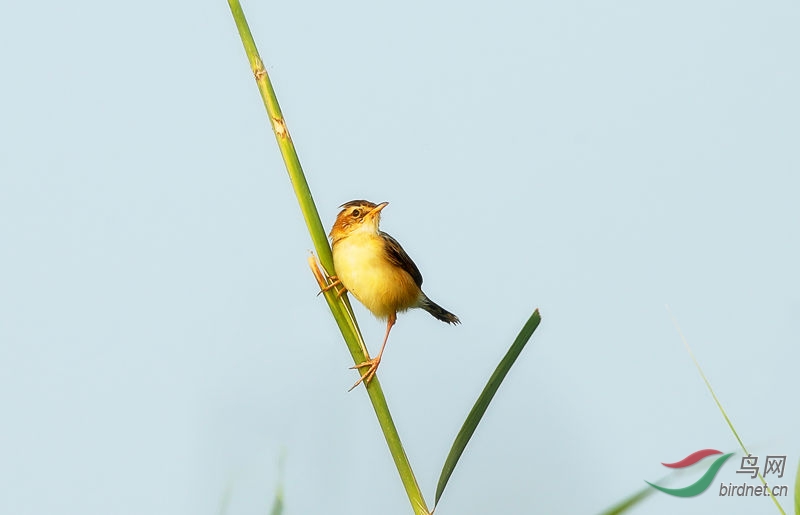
[419,294,460,325]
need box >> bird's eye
[351,209,361,218]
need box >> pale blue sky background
[1,1,798,514]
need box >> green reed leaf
[434,309,541,506]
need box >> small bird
[327,200,460,388]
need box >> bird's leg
[349,312,396,391]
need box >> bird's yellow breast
[332,232,421,319]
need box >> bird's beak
[367,202,389,219]
[367,202,388,218]
[364,202,389,220]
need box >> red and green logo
[646,449,734,497]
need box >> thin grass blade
[596,486,654,515]
[268,450,286,515]
[794,459,799,515]
[667,306,786,515]
[269,487,284,515]
[434,309,541,506]
[218,480,233,515]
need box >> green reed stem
[227,2,429,513]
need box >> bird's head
[329,200,388,242]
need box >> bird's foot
[308,254,347,297]
[318,276,347,297]
[348,355,381,391]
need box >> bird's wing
[380,231,423,288]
